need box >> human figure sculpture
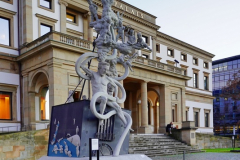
[87,0,98,22]
[80,62,127,126]
[127,29,136,45]
[66,90,74,103]
[115,12,125,42]
[100,17,112,44]
[134,32,152,51]
[106,58,118,77]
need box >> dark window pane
[228,65,232,70]
[168,49,173,56]
[40,0,51,9]
[0,17,10,46]
[142,35,148,43]
[193,73,198,88]
[205,113,209,127]
[228,61,232,65]
[195,112,199,127]
[233,60,238,64]
[40,24,52,36]
[204,76,208,90]
[233,64,237,69]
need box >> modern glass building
[213,55,240,136]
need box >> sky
[125,0,240,61]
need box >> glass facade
[213,56,240,136]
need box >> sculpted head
[98,62,110,77]
[137,32,142,38]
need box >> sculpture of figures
[82,95,87,100]
[115,12,125,42]
[134,32,152,51]
[64,141,68,155]
[87,0,98,22]
[59,145,63,154]
[106,58,118,77]
[76,143,80,157]
[101,16,112,44]
[76,126,79,135]
[80,62,127,126]
[126,52,139,72]
[66,90,74,103]
[127,29,136,45]
[52,145,58,154]
[67,151,72,157]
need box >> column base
[138,126,152,134]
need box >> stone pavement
[152,153,240,160]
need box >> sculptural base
[39,154,152,160]
[47,100,131,158]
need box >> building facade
[213,55,240,136]
[0,0,214,134]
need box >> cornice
[157,31,215,58]
[0,7,16,15]
[186,90,215,99]
[35,14,58,23]
[180,64,189,69]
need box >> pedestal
[39,154,151,160]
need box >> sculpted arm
[107,77,118,99]
[80,65,93,77]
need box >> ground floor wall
[0,130,49,160]
[196,133,240,149]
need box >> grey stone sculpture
[87,0,98,22]
[66,90,74,103]
[75,0,153,156]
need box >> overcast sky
[125,0,240,61]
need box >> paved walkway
[152,153,240,160]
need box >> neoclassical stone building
[0,0,214,134]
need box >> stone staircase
[129,134,203,158]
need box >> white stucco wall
[32,0,61,40]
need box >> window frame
[0,0,13,4]
[193,108,200,127]
[204,109,210,127]
[156,43,160,53]
[203,62,209,69]
[66,8,79,26]
[181,53,187,62]
[0,91,12,120]
[167,48,174,58]
[193,57,198,65]
[38,0,55,13]
[35,13,57,37]
[0,8,15,49]
[193,73,198,88]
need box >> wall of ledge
[196,133,240,149]
[0,129,49,160]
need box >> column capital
[151,36,157,41]
[59,0,68,6]
[141,80,149,83]
[83,12,91,18]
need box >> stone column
[128,92,133,111]
[22,0,33,43]
[181,88,186,122]
[22,74,29,129]
[88,14,93,42]
[159,83,171,133]
[59,0,68,33]
[141,81,148,127]
[83,13,89,40]
[152,37,157,60]
[28,92,36,130]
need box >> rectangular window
[193,73,198,88]
[142,54,148,59]
[40,24,52,36]
[40,0,52,9]
[66,13,76,23]
[193,58,198,65]
[156,44,160,53]
[194,112,199,127]
[181,53,187,61]
[0,91,12,120]
[186,110,188,121]
[172,109,175,122]
[204,76,208,90]
[167,49,174,57]
[205,113,209,127]
[142,35,148,44]
[203,62,208,68]
[0,17,10,46]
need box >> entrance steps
[129,134,203,158]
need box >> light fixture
[156,102,159,107]
[137,100,141,104]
